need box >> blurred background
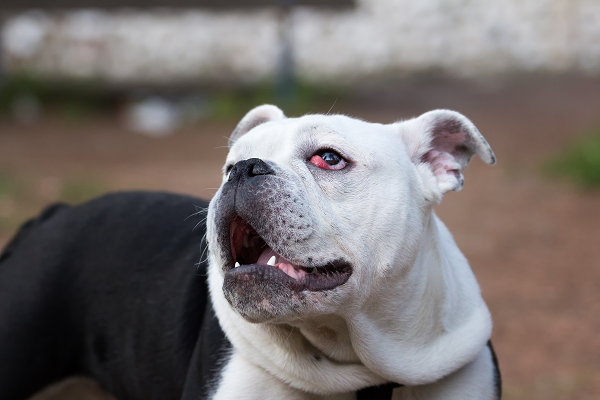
[0,0,599,399]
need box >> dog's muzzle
[213,158,352,294]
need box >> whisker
[222,135,233,147]
[326,98,338,115]
[185,210,207,221]
[198,232,210,265]
[192,218,207,232]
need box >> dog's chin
[223,265,307,323]
[221,215,352,323]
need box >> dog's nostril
[248,159,274,177]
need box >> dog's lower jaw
[222,264,307,323]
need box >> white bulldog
[206,105,500,400]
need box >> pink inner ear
[422,150,462,182]
[431,130,469,158]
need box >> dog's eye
[310,150,347,170]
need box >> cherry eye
[310,150,347,170]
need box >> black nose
[229,158,275,182]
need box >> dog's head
[207,105,494,325]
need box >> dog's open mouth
[227,215,351,291]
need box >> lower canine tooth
[267,256,276,266]
[235,262,240,268]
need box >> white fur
[206,106,497,399]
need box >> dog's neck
[294,314,362,363]
[286,212,492,386]
[344,212,492,385]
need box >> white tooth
[235,262,240,268]
[267,256,276,266]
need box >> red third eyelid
[310,155,347,170]
[310,155,330,169]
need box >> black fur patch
[488,340,502,399]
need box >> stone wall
[3,0,600,83]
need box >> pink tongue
[256,248,306,281]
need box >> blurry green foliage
[0,173,14,197]
[545,130,600,189]
[0,73,115,121]
[60,178,106,204]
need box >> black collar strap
[356,382,403,400]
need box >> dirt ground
[1,74,599,399]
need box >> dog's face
[207,105,495,324]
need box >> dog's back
[0,191,225,400]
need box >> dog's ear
[229,105,285,147]
[399,109,495,195]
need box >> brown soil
[1,74,599,400]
